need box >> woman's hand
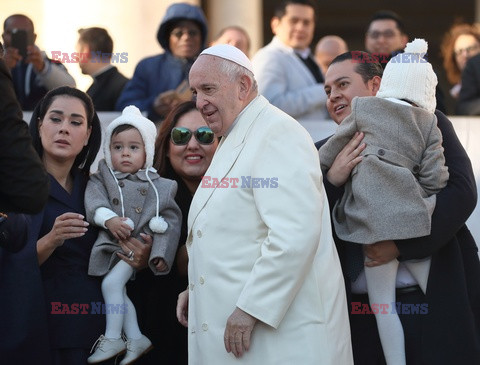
[117,233,152,270]
[37,213,89,264]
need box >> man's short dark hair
[367,10,406,35]
[330,51,384,83]
[78,27,113,54]
[3,14,34,32]
[273,0,317,19]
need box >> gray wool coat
[85,159,182,276]
[319,97,449,244]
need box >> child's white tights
[365,256,430,365]
[101,260,142,340]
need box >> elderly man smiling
[175,44,353,364]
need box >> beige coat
[319,97,449,244]
[186,96,353,364]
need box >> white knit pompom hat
[376,38,438,113]
[103,106,168,234]
[104,105,157,170]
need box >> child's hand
[105,217,133,240]
[153,258,168,272]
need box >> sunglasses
[171,126,215,145]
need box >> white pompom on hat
[376,38,438,113]
[199,44,254,74]
[104,105,157,170]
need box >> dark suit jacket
[0,170,104,363]
[0,59,49,214]
[87,66,129,111]
[457,53,480,115]
[316,110,480,364]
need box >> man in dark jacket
[116,3,208,122]
[77,27,129,111]
[317,51,480,364]
[0,52,49,214]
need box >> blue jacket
[116,3,207,121]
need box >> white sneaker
[119,335,153,365]
[87,335,126,363]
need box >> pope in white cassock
[176,44,353,365]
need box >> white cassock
[186,95,353,364]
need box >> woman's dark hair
[29,86,101,175]
[153,101,197,177]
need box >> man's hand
[25,45,45,72]
[364,240,400,267]
[3,47,21,69]
[224,307,257,358]
[326,132,365,187]
[117,233,152,270]
[176,289,189,327]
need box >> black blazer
[316,110,480,364]
[87,66,129,111]
[0,59,49,214]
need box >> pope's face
[189,55,245,136]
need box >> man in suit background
[252,0,337,141]
[317,51,480,364]
[77,27,129,111]
[176,44,353,364]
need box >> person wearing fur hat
[319,38,449,365]
[85,106,181,364]
[116,2,207,122]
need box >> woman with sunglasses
[125,101,218,364]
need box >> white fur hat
[104,106,157,170]
[376,38,438,113]
[200,44,254,74]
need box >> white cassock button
[189,283,194,291]
[199,276,205,285]
[197,230,202,238]
[191,327,196,333]
[202,323,208,331]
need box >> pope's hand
[224,307,257,358]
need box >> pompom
[404,38,428,54]
[123,105,142,116]
[149,216,168,233]
[124,217,135,230]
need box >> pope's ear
[238,74,252,99]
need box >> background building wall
[1,0,478,113]
[1,0,199,91]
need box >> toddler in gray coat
[319,39,449,365]
[85,106,181,364]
